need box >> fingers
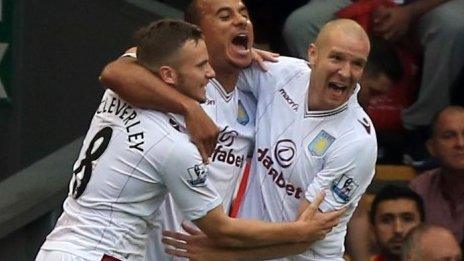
[163,230,192,242]
[299,190,326,220]
[255,49,280,61]
[197,144,210,164]
[255,55,267,72]
[182,221,202,236]
[185,103,219,163]
[165,247,191,258]
[193,127,218,164]
[162,237,188,249]
[311,190,325,209]
[251,48,280,72]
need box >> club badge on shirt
[186,164,208,187]
[331,174,359,204]
[237,99,249,125]
[308,130,335,157]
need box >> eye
[197,60,207,68]
[218,10,231,20]
[240,10,249,19]
[330,54,342,62]
[353,60,365,68]
[440,131,456,139]
[380,215,393,224]
[402,214,415,223]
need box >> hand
[163,222,232,261]
[373,5,414,41]
[297,191,346,242]
[185,102,220,163]
[251,48,279,71]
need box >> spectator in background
[358,36,403,108]
[402,224,462,261]
[409,105,464,248]
[362,185,424,261]
[283,0,464,166]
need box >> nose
[338,62,351,79]
[393,219,404,235]
[205,63,215,79]
[233,12,248,27]
[456,134,464,147]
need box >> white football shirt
[39,90,222,260]
[147,78,256,261]
[237,57,377,260]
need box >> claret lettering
[211,146,245,168]
[96,95,145,152]
[257,147,303,199]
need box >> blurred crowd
[247,0,464,259]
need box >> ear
[307,43,317,67]
[158,65,177,85]
[426,138,436,157]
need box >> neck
[307,78,320,111]
[214,69,239,93]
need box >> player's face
[197,0,254,70]
[373,199,421,257]
[308,31,369,110]
[427,109,464,171]
[174,39,215,103]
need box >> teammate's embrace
[35,19,340,261]
[164,19,377,261]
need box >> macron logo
[278,88,298,112]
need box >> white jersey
[237,57,377,260]
[147,79,256,261]
[39,90,222,261]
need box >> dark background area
[0,0,157,181]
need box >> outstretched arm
[164,227,311,261]
[163,193,343,260]
[164,192,343,250]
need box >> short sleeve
[158,141,222,221]
[237,56,309,100]
[305,136,377,212]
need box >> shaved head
[315,19,370,52]
[306,18,370,111]
[403,224,462,261]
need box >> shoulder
[242,56,309,80]
[336,106,377,146]
[163,134,201,161]
[348,105,376,140]
[264,56,309,78]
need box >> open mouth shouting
[225,30,253,68]
[231,33,250,56]
[328,82,348,95]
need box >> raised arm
[100,50,219,162]
[100,50,193,111]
